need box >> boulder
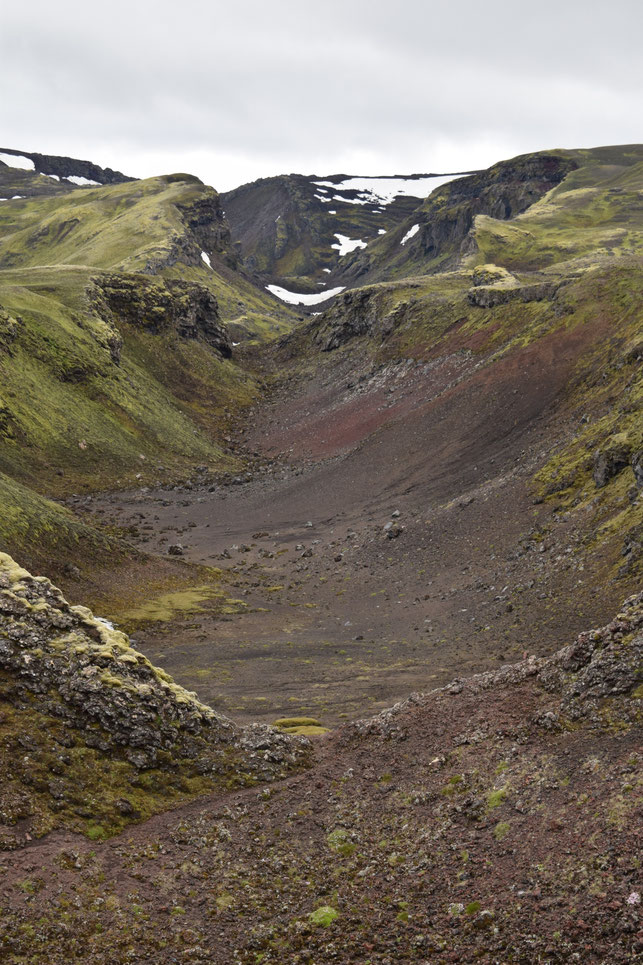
[593,436,632,488]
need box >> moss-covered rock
[89,272,231,355]
[593,435,633,488]
[0,553,310,844]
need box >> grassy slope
[471,152,643,270]
[0,265,243,489]
[0,175,297,569]
[467,149,643,571]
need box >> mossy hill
[0,163,299,571]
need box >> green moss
[120,585,229,624]
[493,821,511,841]
[86,825,107,841]
[274,716,321,728]
[486,787,509,810]
[214,893,235,911]
[327,828,357,857]
[308,905,339,927]
[442,774,465,797]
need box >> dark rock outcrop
[0,307,21,353]
[620,522,642,575]
[0,147,133,184]
[417,153,577,264]
[344,152,578,283]
[175,186,237,269]
[593,436,632,487]
[88,272,232,356]
[309,288,410,352]
[632,449,643,488]
[468,280,560,308]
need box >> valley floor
[77,337,632,730]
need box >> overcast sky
[2,0,641,191]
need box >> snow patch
[332,193,372,206]
[266,285,345,306]
[201,251,212,269]
[328,209,336,214]
[323,268,332,273]
[331,233,368,256]
[65,175,100,186]
[378,229,387,235]
[314,174,459,206]
[44,173,60,181]
[95,617,116,631]
[0,152,34,171]
[401,224,420,245]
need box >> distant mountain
[0,147,133,189]
[222,170,476,296]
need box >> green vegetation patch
[274,716,329,736]
[308,905,339,927]
[119,584,240,624]
[327,828,357,857]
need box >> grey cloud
[1,0,641,190]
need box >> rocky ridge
[0,552,309,845]
[0,148,133,185]
[340,152,579,283]
[352,590,643,741]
